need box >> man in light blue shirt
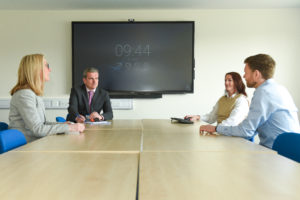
[200,54,300,148]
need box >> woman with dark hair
[185,72,249,126]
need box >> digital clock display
[115,44,151,57]
[113,44,151,71]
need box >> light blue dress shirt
[217,79,300,148]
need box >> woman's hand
[184,115,200,121]
[69,123,85,132]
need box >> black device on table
[171,117,194,124]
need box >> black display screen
[72,21,194,97]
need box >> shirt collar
[224,90,238,98]
[86,87,96,93]
[264,78,274,85]
[257,78,274,89]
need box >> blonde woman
[9,54,85,142]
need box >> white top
[201,92,249,126]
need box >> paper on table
[85,121,111,125]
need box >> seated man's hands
[90,112,104,121]
[75,114,86,123]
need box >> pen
[76,114,84,120]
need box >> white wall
[0,9,300,123]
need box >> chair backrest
[272,132,300,163]
[56,116,66,123]
[0,129,27,154]
[0,122,8,131]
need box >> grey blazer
[9,89,69,143]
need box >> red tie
[88,90,94,113]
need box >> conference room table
[0,119,299,199]
[139,151,300,200]
[0,152,138,200]
[15,129,141,153]
[142,129,273,152]
[85,119,143,130]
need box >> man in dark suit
[67,67,113,123]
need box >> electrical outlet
[51,100,59,108]
[59,100,69,108]
[111,99,133,110]
[43,100,51,108]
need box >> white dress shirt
[86,87,96,94]
[201,92,249,126]
[86,87,104,120]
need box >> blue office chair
[56,116,67,123]
[56,114,70,123]
[0,122,8,131]
[0,129,27,154]
[272,132,300,163]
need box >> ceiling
[0,0,300,10]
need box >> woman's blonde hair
[10,54,45,96]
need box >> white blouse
[200,93,249,126]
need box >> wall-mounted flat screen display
[72,21,195,97]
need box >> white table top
[142,119,200,131]
[0,152,138,200]
[139,151,300,200]
[85,119,143,130]
[3,119,299,200]
[15,129,141,153]
[142,129,273,152]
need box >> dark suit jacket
[67,84,113,122]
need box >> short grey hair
[83,67,99,78]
